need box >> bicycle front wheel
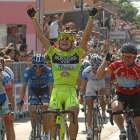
[34,116,41,140]
[92,108,98,140]
[127,125,138,140]
[54,125,60,140]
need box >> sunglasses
[45,62,51,64]
[60,36,71,41]
[92,64,100,67]
[121,55,135,59]
[33,65,44,68]
[21,55,25,57]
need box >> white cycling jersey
[82,66,105,96]
[0,71,13,95]
[4,66,14,83]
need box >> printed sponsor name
[61,72,69,77]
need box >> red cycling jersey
[108,61,140,95]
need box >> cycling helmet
[31,54,46,64]
[121,43,137,55]
[81,60,90,69]
[90,54,103,64]
[135,58,140,63]
[110,55,117,62]
[0,57,5,65]
[57,30,75,42]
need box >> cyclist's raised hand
[26,4,39,19]
[88,3,99,19]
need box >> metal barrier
[5,62,29,83]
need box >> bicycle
[86,91,107,140]
[21,101,49,140]
[42,103,75,140]
[0,102,12,140]
[107,107,140,140]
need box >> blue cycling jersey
[22,66,54,88]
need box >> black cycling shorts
[112,90,140,117]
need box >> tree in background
[113,0,140,28]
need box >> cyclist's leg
[98,86,106,112]
[40,87,50,136]
[105,78,111,97]
[28,86,39,128]
[111,91,127,138]
[65,87,79,140]
[130,91,140,139]
[98,86,108,124]
[85,84,94,137]
[48,87,62,138]
[2,94,15,140]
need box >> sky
[132,2,140,14]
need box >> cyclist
[26,3,99,140]
[97,43,140,140]
[78,60,90,98]
[80,54,107,139]
[0,63,15,140]
[18,54,54,140]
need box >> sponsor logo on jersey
[58,65,74,70]
[121,72,125,76]
[52,53,79,64]
[61,72,69,77]
[32,80,47,85]
[24,73,28,77]
[49,73,53,77]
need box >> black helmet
[121,43,137,55]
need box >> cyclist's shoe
[86,133,92,140]
[102,115,108,124]
[42,134,49,140]
[28,129,34,140]
[86,130,92,140]
[119,132,127,140]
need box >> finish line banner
[110,32,126,39]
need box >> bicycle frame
[42,109,75,140]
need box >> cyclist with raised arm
[80,54,107,139]
[18,54,54,140]
[0,63,15,140]
[97,43,140,140]
[25,3,99,140]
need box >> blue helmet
[81,60,90,69]
[31,54,46,64]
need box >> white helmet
[90,54,103,64]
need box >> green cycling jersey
[46,46,84,87]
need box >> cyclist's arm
[48,82,53,95]
[80,79,87,96]
[96,60,111,80]
[32,18,51,51]
[20,82,28,100]
[79,4,99,50]
[6,89,15,112]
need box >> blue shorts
[28,86,50,103]
[0,94,6,104]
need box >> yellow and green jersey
[46,46,84,87]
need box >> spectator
[7,26,17,49]
[43,17,49,38]
[19,44,28,53]
[13,49,20,62]
[49,11,65,45]
[5,48,15,60]
[19,52,25,61]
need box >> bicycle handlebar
[42,109,76,124]
[106,108,140,126]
